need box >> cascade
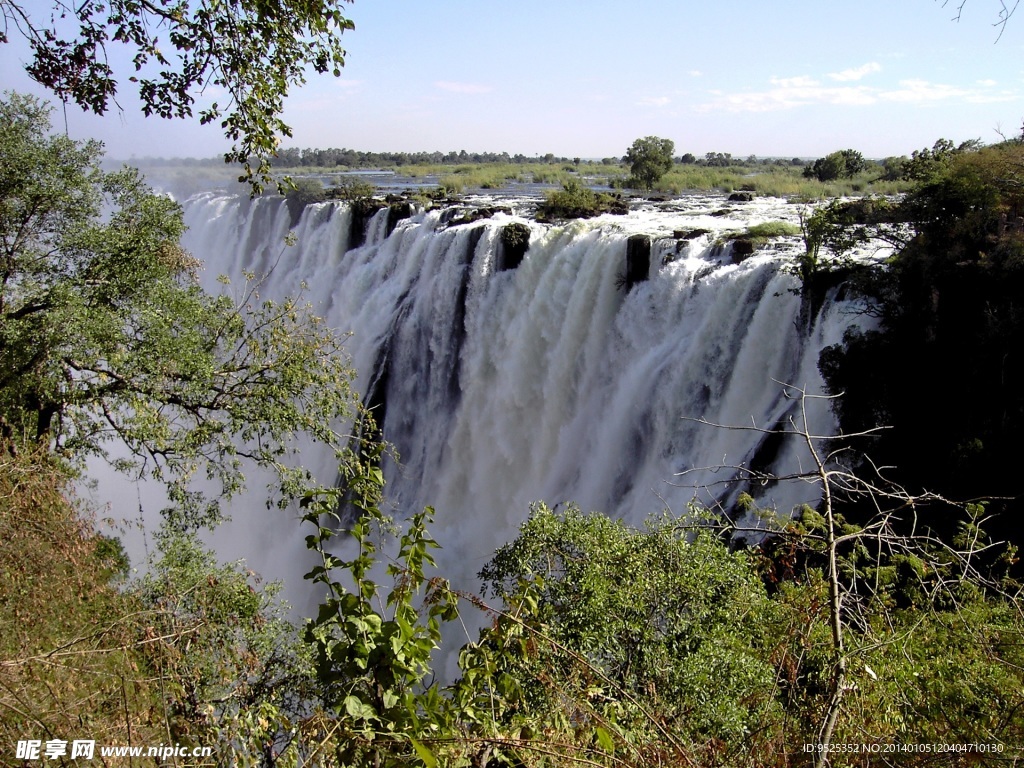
[174,191,876,613]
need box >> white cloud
[769,75,820,88]
[879,78,1016,104]
[697,81,875,113]
[434,81,493,94]
[696,71,1016,113]
[637,96,671,107]
[828,62,882,82]
[688,70,703,77]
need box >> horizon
[2,1,1024,162]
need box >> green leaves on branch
[0,92,362,528]
[5,0,355,191]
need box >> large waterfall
[174,190,871,614]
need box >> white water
[165,192,879,619]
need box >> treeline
[132,147,809,170]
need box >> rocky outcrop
[625,235,651,290]
[498,222,531,271]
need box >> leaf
[409,738,437,768]
[343,695,376,721]
[595,725,615,753]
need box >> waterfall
[175,191,873,613]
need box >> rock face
[731,239,756,261]
[499,222,531,271]
[674,228,711,240]
[386,201,414,236]
[349,199,386,247]
[625,234,651,290]
[728,191,755,202]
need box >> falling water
[171,191,878,618]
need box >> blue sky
[3,0,1024,160]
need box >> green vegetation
[812,138,1024,546]
[136,145,918,200]
[803,148,868,182]
[535,179,626,221]
[1,0,355,190]
[721,220,802,259]
[0,92,364,528]
[624,135,675,189]
[0,448,315,762]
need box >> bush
[327,175,375,201]
[535,179,625,220]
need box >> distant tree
[879,155,909,181]
[702,151,733,167]
[803,149,867,182]
[679,152,697,164]
[0,0,356,190]
[624,135,675,189]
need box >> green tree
[0,0,355,189]
[817,138,1024,543]
[0,92,362,526]
[478,503,783,755]
[803,149,867,182]
[0,447,323,763]
[624,135,675,189]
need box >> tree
[478,503,782,752]
[803,149,867,182]
[624,135,674,189]
[0,92,363,526]
[817,139,1024,543]
[0,0,355,190]
[0,448,320,762]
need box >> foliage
[797,196,909,286]
[900,138,983,181]
[134,530,319,763]
[285,176,327,206]
[535,179,624,221]
[0,92,363,528]
[326,175,376,201]
[478,503,784,755]
[0,0,354,190]
[7,432,1024,766]
[0,449,157,750]
[284,176,327,221]
[624,135,675,189]
[816,139,1024,541]
[803,149,868,182]
[298,455,461,766]
[743,221,802,239]
[0,449,313,763]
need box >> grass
[167,156,916,201]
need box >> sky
[2,0,1024,161]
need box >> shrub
[535,179,625,220]
[328,176,375,201]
